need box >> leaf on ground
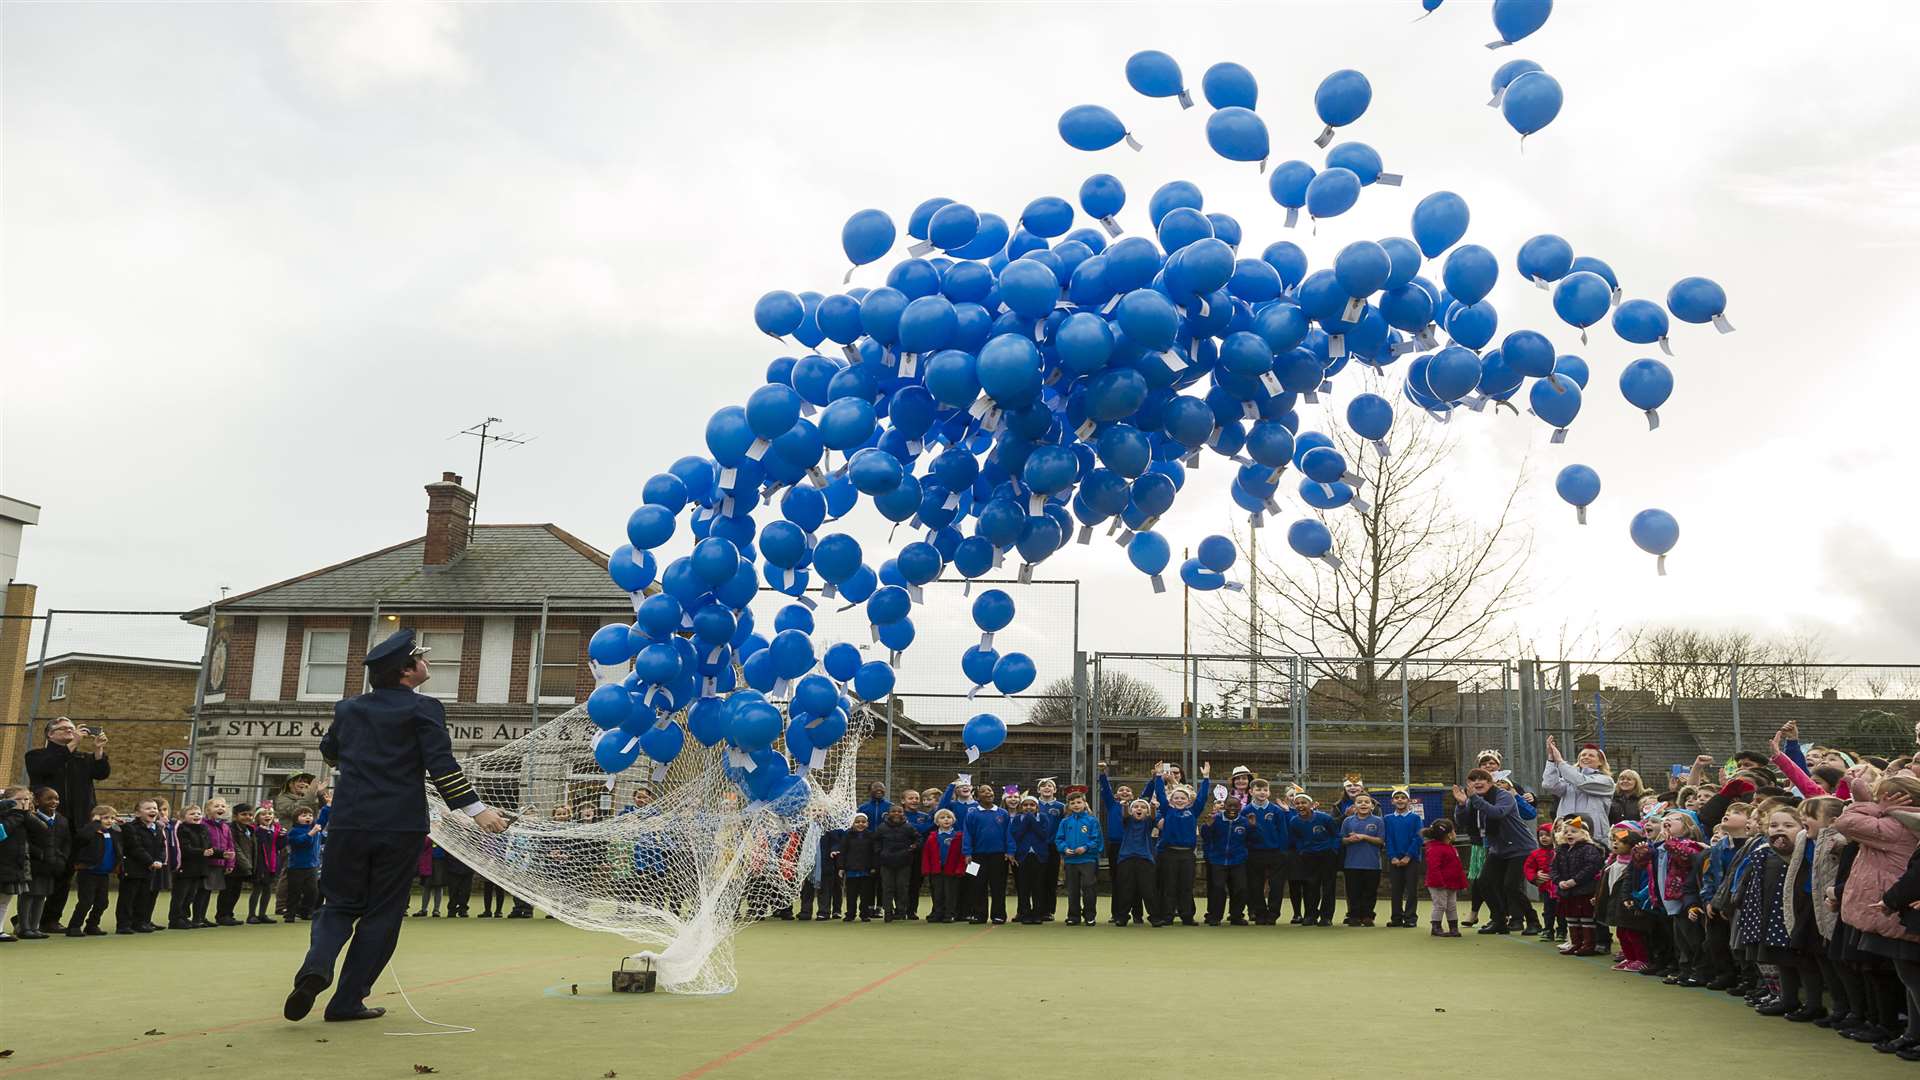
[144,1029,165,1036]
[0,1050,13,1058]
[1434,1008,1446,1013]
[603,1072,617,1078]
[571,984,579,996]
[414,1067,437,1075]
[315,1039,328,1043]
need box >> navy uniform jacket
[320,687,478,832]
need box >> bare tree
[1027,671,1168,727]
[1619,627,1830,706]
[1201,416,1532,721]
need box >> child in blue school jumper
[1054,792,1102,927]
[284,808,323,921]
[1010,796,1052,925]
[1340,794,1387,927]
[1242,779,1291,925]
[1289,793,1342,927]
[1202,795,1251,925]
[1108,786,1161,928]
[857,782,892,827]
[1033,779,1067,921]
[1097,768,1146,925]
[1143,764,1213,927]
[900,790,935,921]
[960,785,1012,925]
[1383,788,1426,928]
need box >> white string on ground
[383,960,477,1037]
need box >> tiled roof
[186,524,628,616]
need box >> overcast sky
[5,1,1919,673]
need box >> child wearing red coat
[1525,822,1561,942]
[920,809,969,923]
[1424,819,1469,937]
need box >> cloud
[282,3,471,99]
[1728,144,1920,235]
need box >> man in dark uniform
[24,717,109,932]
[284,629,507,1023]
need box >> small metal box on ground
[612,956,657,993]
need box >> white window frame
[50,673,69,700]
[418,630,463,701]
[536,628,581,704]
[299,629,351,701]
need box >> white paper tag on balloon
[1260,372,1283,395]
[1658,337,1673,357]
[745,438,769,461]
[1550,427,1568,444]
[1075,420,1096,440]
[906,584,923,603]
[908,239,936,257]
[1314,124,1335,148]
[1116,529,1135,548]
[1028,493,1047,515]
[1099,215,1122,237]
[1161,349,1188,371]
[1183,450,1199,468]
[1076,524,1093,545]
[1123,132,1142,151]
[1242,401,1261,420]
[1645,409,1661,431]
[1102,295,1121,314]
[1487,89,1506,108]
[728,749,750,769]
[1151,574,1166,594]
[1107,517,1123,535]
[1303,390,1319,404]
[1265,497,1283,515]
[1224,580,1245,592]
[899,353,918,378]
[1342,298,1366,322]
[966,746,982,763]
[1018,562,1034,583]
[944,492,962,511]
[1712,314,1735,333]
[717,467,737,488]
[1373,439,1391,458]
[1377,172,1403,187]
[651,765,671,782]
[810,748,827,769]
[1351,494,1372,514]
[969,398,992,418]
[1327,334,1346,358]
[1249,511,1264,529]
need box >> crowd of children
[12,726,1920,1060]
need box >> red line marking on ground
[676,926,995,1080]
[0,950,602,1076]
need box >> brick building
[20,652,199,812]
[180,471,632,805]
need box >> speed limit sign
[160,749,190,785]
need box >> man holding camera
[24,716,109,933]
[283,629,508,1024]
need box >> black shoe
[115,928,137,935]
[41,922,64,934]
[1662,974,1684,985]
[1842,1024,1891,1043]
[323,1006,387,1023]
[1289,915,1305,925]
[65,929,84,938]
[412,909,428,917]
[85,927,108,936]
[1899,1044,1920,1062]
[20,929,49,940]
[1785,1007,1827,1023]
[968,917,986,925]
[216,917,242,927]
[258,916,278,924]
[246,916,264,925]
[1872,1035,1920,1054]
[1476,924,1504,935]
[1065,917,1081,926]
[814,913,831,921]
[284,973,329,1021]
[991,917,1006,925]
[1229,917,1249,926]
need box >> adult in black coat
[24,718,110,828]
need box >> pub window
[537,629,581,703]
[300,629,350,700]
[419,630,463,700]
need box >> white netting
[428,703,867,995]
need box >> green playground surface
[3,904,1850,1077]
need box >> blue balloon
[1055,311,1115,375]
[1528,373,1583,431]
[963,712,1008,755]
[1666,277,1729,325]
[991,652,1036,695]
[1501,71,1563,137]
[842,209,895,270]
[1299,445,1348,485]
[1314,69,1372,129]
[998,259,1059,319]
[586,682,633,730]
[1554,464,1601,516]
[897,295,957,354]
[1334,241,1392,298]
[1428,347,1484,402]
[812,533,863,585]
[1490,58,1544,99]
[1516,234,1574,283]
[1059,105,1131,152]
[1552,353,1590,389]
[625,504,675,550]
[951,536,995,579]
[754,291,804,338]
[1442,245,1498,305]
[927,203,979,253]
[822,642,862,683]
[1343,395,1391,443]
[1180,558,1225,591]
[635,641,684,685]
[951,213,1012,260]
[1079,173,1126,221]
[852,660,896,701]
[969,588,1016,634]
[1411,192,1470,258]
[907,198,953,241]
[866,585,910,627]
[1629,509,1680,558]
[1325,142,1386,186]
[1445,299,1498,350]
[1612,299,1670,347]
[589,623,636,666]
[1477,348,1523,401]
[877,617,915,652]
[1305,168,1361,220]
[807,707,849,750]
[1267,161,1315,213]
[1619,358,1674,415]
[1202,61,1258,109]
[728,698,783,752]
[961,644,999,687]
[759,520,808,568]
[1287,518,1334,559]
[847,447,904,496]
[1127,530,1171,577]
[1491,0,1553,45]
[1205,107,1269,164]
[608,545,656,593]
[592,729,643,774]
[1552,271,1611,331]
[1380,283,1435,332]
[1196,534,1237,572]
[636,592,682,639]
[690,537,740,588]
[687,696,728,747]
[1299,478,1353,510]
[1125,50,1186,101]
[639,721,684,767]
[1021,196,1074,239]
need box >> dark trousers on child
[444,873,473,916]
[1303,852,1340,922]
[1107,842,1145,923]
[1344,868,1381,922]
[71,874,111,931]
[1206,863,1247,923]
[1015,855,1046,921]
[929,875,960,921]
[800,874,840,918]
[1669,910,1704,976]
[1157,848,1197,924]
[842,874,875,920]
[904,863,923,918]
[1388,860,1421,924]
[250,869,279,919]
[116,877,149,931]
[286,868,319,919]
[1063,862,1098,923]
[1541,895,1559,934]
[1113,857,1158,925]
[42,870,72,930]
[217,876,248,921]
[1704,915,1734,979]
[172,877,205,925]
[1246,850,1284,923]
[1041,851,1060,918]
[879,865,912,918]
[968,856,1008,922]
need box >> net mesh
[427,702,869,995]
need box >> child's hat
[1611,820,1645,838]
[1560,814,1590,833]
[1476,748,1503,765]
[1231,765,1253,778]
[1390,785,1410,798]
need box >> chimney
[423,472,476,569]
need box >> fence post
[1400,658,1411,787]
[1090,656,1103,776]
[1294,655,1309,778]
[185,604,217,805]
[884,694,895,793]
[1558,660,1574,746]
[1071,651,1088,787]
[1728,661,1742,751]
[1517,660,1536,782]
[531,596,550,729]
[1189,658,1200,781]
[1502,663,1515,774]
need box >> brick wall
[24,657,197,814]
[0,583,36,784]
[223,614,256,700]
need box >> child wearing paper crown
[1550,815,1608,956]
